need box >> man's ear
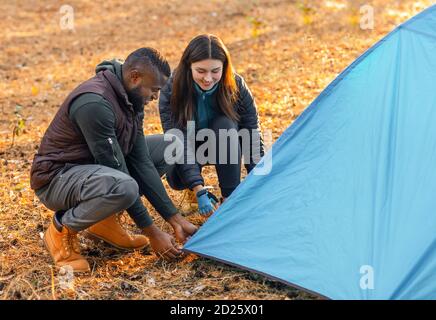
[129,69,141,85]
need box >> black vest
[30,70,140,190]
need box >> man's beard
[126,86,145,113]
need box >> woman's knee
[166,167,187,191]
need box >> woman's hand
[195,189,218,215]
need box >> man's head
[122,47,171,111]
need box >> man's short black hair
[124,47,171,78]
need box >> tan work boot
[43,218,90,273]
[84,213,149,250]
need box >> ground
[0,0,432,300]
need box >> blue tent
[184,5,436,300]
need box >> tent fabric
[183,6,436,300]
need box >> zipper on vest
[107,137,120,167]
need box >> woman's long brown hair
[170,34,239,128]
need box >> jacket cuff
[129,211,153,229]
[189,179,204,190]
[126,198,153,228]
[160,205,179,221]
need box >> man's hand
[142,224,182,261]
[167,213,198,244]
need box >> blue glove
[196,189,218,215]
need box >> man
[30,48,197,273]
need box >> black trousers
[167,116,242,198]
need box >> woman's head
[191,58,223,91]
[170,34,239,127]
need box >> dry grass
[0,0,432,300]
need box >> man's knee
[114,177,139,208]
[163,133,183,149]
[163,133,184,166]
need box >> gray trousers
[36,134,174,232]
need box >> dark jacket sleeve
[125,113,178,221]
[235,74,265,172]
[69,94,153,228]
[159,76,205,189]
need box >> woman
[159,34,264,215]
